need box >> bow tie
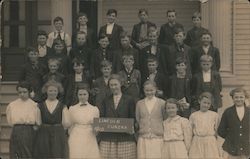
[80,103,87,106]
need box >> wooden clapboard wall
[98,0,200,34]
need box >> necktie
[57,31,62,40]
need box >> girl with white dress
[136,80,166,159]
[189,92,220,159]
[68,84,100,159]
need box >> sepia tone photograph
[0,0,250,158]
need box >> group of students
[6,8,250,159]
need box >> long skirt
[10,125,35,159]
[189,135,220,159]
[100,141,136,159]
[33,124,67,159]
[137,137,163,159]
[162,140,188,159]
[68,125,100,159]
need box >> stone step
[1,94,18,104]
[1,113,7,124]
[0,125,12,140]
[0,140,9,154]
[0,152,10,159]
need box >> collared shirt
[113,94,122,109]
[106,23,115,34]
[149,71,157,81]
[145,96,157,114]
[202,70,211,82]
[75,72,83,82]
[202,45,210,54]
[139,23,148,41]
[236,106,245,121]
[104,77,109,85]
[45,99,59,114]
[38,45,47,57]
[47,30,71,48]
[151,45,157,55]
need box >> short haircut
[101,60,112,68]
[167,9,176,15]
[148,29,159,36]
[230,87,249,98]
[48,58,60,66]
[37,30,48,38]
[199,92,213,103]
[16,81,32,93]
[98,34,109,41]
[72,58,85,66]
[53,39,65,47]
[143,80,157,89]
[26,46,37,54]
[53,16,64,24]
[200,55,213,62]
[76,83,90,94]
[174,27,185,35]
[42,80,64,95]
[76,31,87,38]
[77,12,88,19]
[122,54,134,62]
[176,57,187,65]
[192,11,201,20]
[138,8,148,15]
[201,30,212,38]
[147,56,159,64]
[106,9,117,16]
[165,98,179,108]
[120,31,131,40]
[108,74,124,86]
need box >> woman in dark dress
[33,80,70,159]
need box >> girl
[162,98,192,159]
[68,84,100,159]
[218,88,250,159]
[72,12,96,49]
[189,92,220,159]
[6,82,41,159]
[136,80,165,159]
[98,74,137,159]
[33,80,69,159]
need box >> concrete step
[1,113,7,124]
[0,103,8,115]
[0,125,12,140]
[1,94,18,104]
[0,152,9,159]
[0,140,9,154]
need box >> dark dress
[33,101,67,159]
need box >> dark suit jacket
[161,43,192,77]
[131,21,156,49]
[36,46,53,67]
[99,23,124,50]
[218,106,250,156]
[191,71,222,110]
[184,26,208,47]
[98,94,136,142]
[191,45,221,74]
[72,27,97,49]
[158,22,184,46]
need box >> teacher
[98,74,137,159]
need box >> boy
[142,56,166,98]
[69,31,92,70]
[98,9,124,50]
[19,47,47,102]
[158,9,184,46]
[36,30,52,60]
[184,11,208,47]
[91,60,113,107]
[118,54,141,101]
[47,16,71,53]
[65,58,91,106]
[161,28,192,77]
[191,55,222,112]
[131,9,156,50]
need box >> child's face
[78,16,88,25]
[37,35,47,46]
[78,89,89,104]
[138,11,148,23]
[76,34,87,46]
[107,13,117,24]
[176,62,187,74]
[28,51,39,62]
[144,84,156,99]
[17,87,29,101]
[99,37,109,49]
[54,20,63,31]
[193,17,201,27]
[233,92,246,107]
[46,85,58,100]
[148,32,158,44]
[109,79,121,95]
[167,12,176,23]
[73,63,84,74]
[123,57,134,69]
[201,34,212,46]
[147,61,158,73]
[101,66,112,77]
[166,103,178,117]
[54,43,64,54]
[48,62,59,73]
[174,32,185,44]
[120,37,130,48]
[201,61,212,72]
[199,97,211,112]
